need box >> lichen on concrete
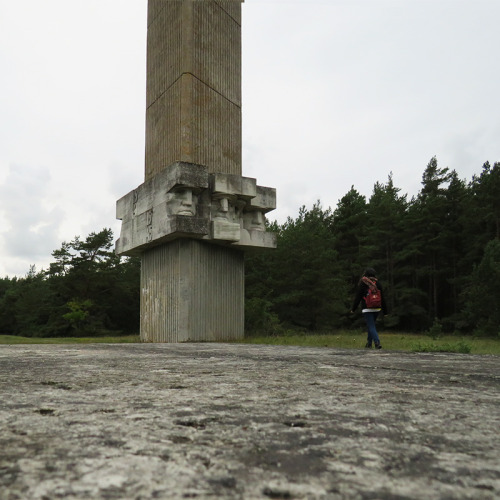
[0,343,499,499]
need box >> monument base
[140,239,244,342]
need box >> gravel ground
[0,343,499,499]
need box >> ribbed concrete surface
[145,0,243,179]
[140,240,244,342]
[0,343,499,499]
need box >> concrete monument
[116,0,276,342]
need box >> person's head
[363,267,376,278]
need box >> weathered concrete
[140,242,245,343]
[115,163,277,257]
[1,344,498,499]
[116,0,276,343]
[145,0,244,179]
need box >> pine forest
[1,158,499,338]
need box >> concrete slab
[0,344,499,499]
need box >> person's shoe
[365,342,372,349]
[374,342,382,349]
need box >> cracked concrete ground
[0,343,499,499]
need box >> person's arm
[350,284,364,313]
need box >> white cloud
[0,165,64,274]
[0,0,499,275]
[243,0,500,221]
[0,0,147,276]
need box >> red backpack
[362,277,382,308]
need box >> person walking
[350,268,388,349]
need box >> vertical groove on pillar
[141,240,244,342]
[141,243,181,343]
[187,241,244,342]
[145,1,242,179]
[139,0,246,343]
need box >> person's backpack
[362,277,382,308]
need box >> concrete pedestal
[116,0,275,342]
[140,239,244,342]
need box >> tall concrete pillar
[145,0,243,180]
[116,0,276,342]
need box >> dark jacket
[351,278,388,315]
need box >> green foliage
[362,174,408,327]
[245,297,284,336]
[411,340,472,354]
[246,202,347,332]
[62,299,94,333]
[427,317,443,340]
[463,238,500,337]
[331,187,367,286]
[0,229,140,337]
[1,158,498,340]
[245,158,499,336]
[399,158,454,328]
[238,332,488,355]
[0,335,140,344]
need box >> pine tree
[441,170,468,325]
[463,239,500,336]
[364,174,407,327]
[246,203,346,331]
[462,162,500,270]
[397,158,452,329]
[330,187,368,290]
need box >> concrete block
[116,191,135,221]
[156,215,210,242]
[211,173,256,198]
[116,162,276,257]
[115,219,133,255]
[249,186,277,212]
[145,76,242,179]
[214,1,243,26]
[134,181,154,218]
[234,229,277,250]
[141,240,244,342]
[211,220,241,242]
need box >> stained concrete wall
[145,0,243,180]
[140,239,245,342]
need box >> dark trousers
[363,311,380,345]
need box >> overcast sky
[1,0,499,277]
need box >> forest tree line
[245,157,499,337]
[0,157,498,338]
[0,229,141,337]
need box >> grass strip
[240,332,500,356]
[0,335,140,345]
[1,332,498,356]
